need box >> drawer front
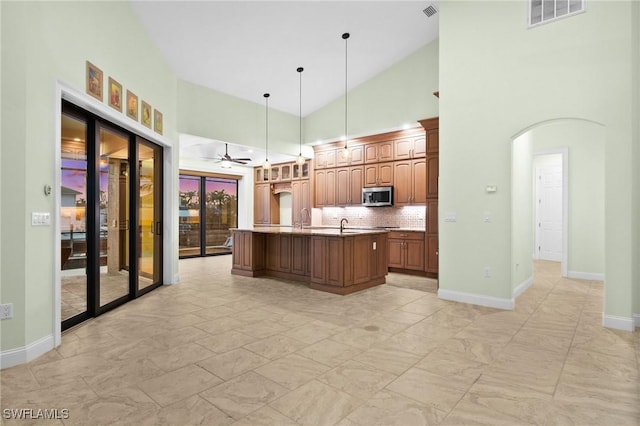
[388,231,424,240]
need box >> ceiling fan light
[221,159,232,169]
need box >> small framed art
[108,77,123,112]
[85,61,103,101]
[141,101,152,128]
[126,90,138,121]
[154,109,163,135]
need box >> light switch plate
[444,212,457,222]
[31,212,51,226]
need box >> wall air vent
[423,4,438,18]
[530,0,585,27]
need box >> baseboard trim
[633,314,640,329]
[512,276,533,299]
[438,289,513,310]
[0,334,54,369]
[602,314,634,332]
[567,271,604,281]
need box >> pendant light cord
[342,33,350,150]
[264,93,270,162]
[298,67,303,156]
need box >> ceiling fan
[211,143,252,165]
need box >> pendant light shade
[262,93,270,170]
[296,67,306,166]
[341,32,350,159]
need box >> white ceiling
[129,0,439,117]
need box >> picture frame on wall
[141,101,152,128]
[108,77,123,112]
[126,90,138,121]
[154,109,163,135]
[85,61,103,101]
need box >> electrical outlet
[0,303,13,320]
[483,267,491,278]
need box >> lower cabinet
[388,231,425,272]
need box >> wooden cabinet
[255,167,270,183]
[291,234,310,276]
[292,179,311,225]
[232,231,265,274]
[337,144,364,167]
[387,231,425,272]
[393,159,426,206]
[364,141,393,164]
[314,169,336,207]
[336,166,363,206]
[426,127,438,155]
[364,162,393,187]
[419,116,439,278]
[427,156,438,198]
[394,136,426,160]
[293,161,310,179]
[254,183,279,224]
[315,149,336,169]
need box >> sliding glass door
[61,101,163,330]
[179,175,237,257]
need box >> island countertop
[231,226,389,237]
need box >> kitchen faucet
[299,208,311,228]
[340,217,349,233]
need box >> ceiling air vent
[423,4,438,18]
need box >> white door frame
[533,148,568,277]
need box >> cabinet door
[394,138,413,160]
[393,161,412,205]
[364,144,379,163]
[314,170,326,207]
[426,236,438,274]
[377,162,394,186]
[254,183,270,224]
[326,237,343,285]
[301,180,311,223]
[350,145,364,165]
[291,181,301,224]
[291,235,306,276]
[412,159,427,204]
[412,136,426,158]
[426,128,439,154]
[336,167,350,206]
[427,156,438,198]
[326,169,336,206]
[364,164,378,186]
[325,149,337,168]
[315,151,327,169]
[378,141,394,162]
[405,239,425,271]
[266,234,279,270]
[349,166,363,205]
[278,234,291,272]
[309,237,327,283]
[427,200,438,234]
[388,239,404,268]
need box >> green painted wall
[439,1,635,318]
[1,1,177,352]
[177,80,300,157]
[305,41,439,143]
[633,0,640,321]
[511,133,533,293]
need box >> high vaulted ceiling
[129,1,439,117]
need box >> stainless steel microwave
[362,186,393,207]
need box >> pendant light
[262,93,271,170]
[296,67,306,166]
[341,32,350,159]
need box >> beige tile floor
[2,258,639,425]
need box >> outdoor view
[179,175,237,257]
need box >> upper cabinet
[293,161,310,179]
[336,144,364,167]
[394,135,426,160]
[364,140,393,164]
[315,149,336,169]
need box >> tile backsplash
[318,205,426,229]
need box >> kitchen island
[231,227,389,295]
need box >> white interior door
[537,164,563,261]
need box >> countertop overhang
[232,226,389,237]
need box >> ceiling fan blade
[231,159,248,164]
[233,157,252,161]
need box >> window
[530,0,584,27]
[179,174,238,257]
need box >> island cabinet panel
[310,236,328,283]
[232,231,265,275]
[291,235,309,276]
[266,234,280,271]
[278,234,291,272]
[353,236,372,284]
[327,237,346,286]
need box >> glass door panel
[99,125,130,307]
[179,175,201,256]
[205,178,237,255]
[137,140,162,291]
[60,113,89,323]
